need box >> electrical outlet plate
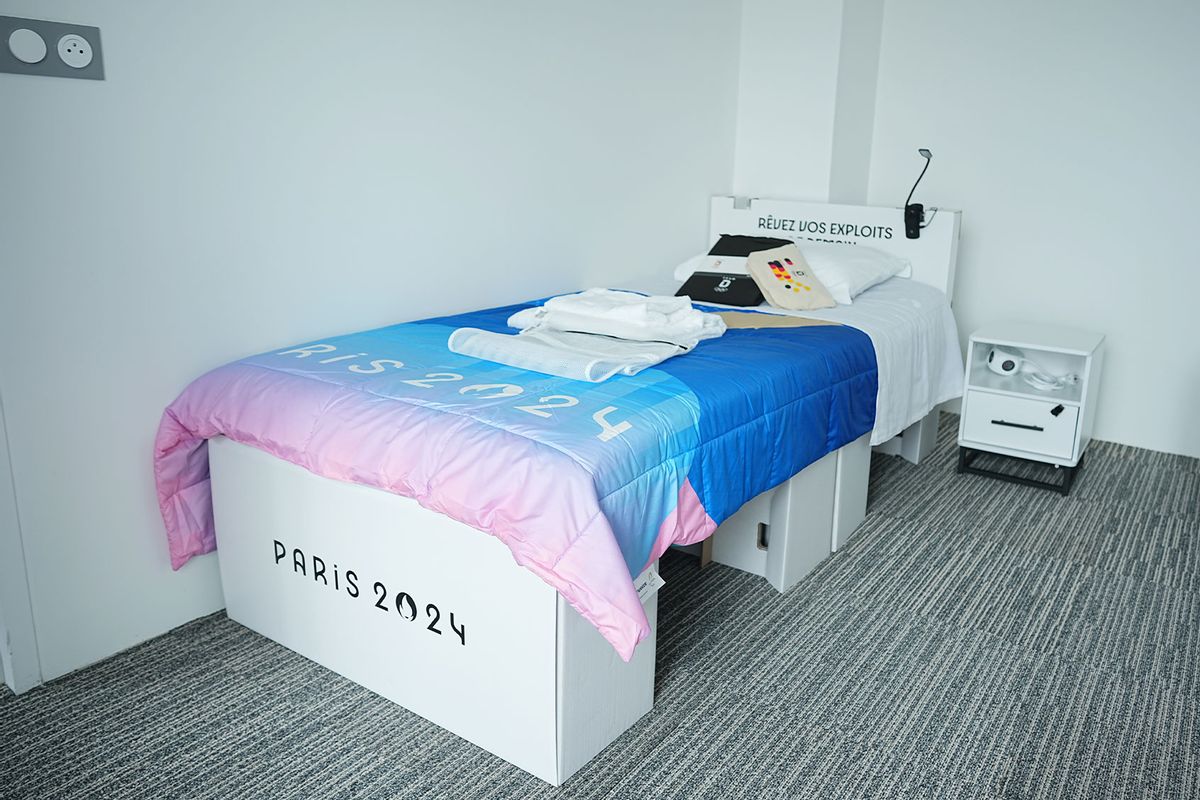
[0,15,103,80]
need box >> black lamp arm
[906,149,932,207]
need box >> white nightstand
[957,322,1104,495]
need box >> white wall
[869,0,1200,457]
[0,0,742,680]
[735,0,1199,458]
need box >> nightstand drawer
[961,391,1078,459]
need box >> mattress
[657,277,963,445]
[155,300,876,660]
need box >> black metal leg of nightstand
[1057,452,1084,496]
[956,446,1081,496]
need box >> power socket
[57,32,94,69]
[1,15,104,80]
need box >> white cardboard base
[209,438,657,787]
[872,409,940,465]
[710,432,871,585]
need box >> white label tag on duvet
[634,567,666,603]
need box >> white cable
[1019,357,1078,392]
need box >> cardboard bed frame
[208,198,961,786]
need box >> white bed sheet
[771,278,963,444]
[631,275,963,445]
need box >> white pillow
[674,242,911,304]
[799,242,911,305]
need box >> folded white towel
[448,327,691,382]
[508,288,725,346]
[448,289,727,382]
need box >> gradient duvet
[155,300,877,660]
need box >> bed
[155,198,962,786]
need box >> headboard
[710,197,961,299]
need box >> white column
[0,391,41,694]
[733,0,885,203]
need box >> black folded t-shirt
[706,234,793,257]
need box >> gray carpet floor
[2,415,1197,799]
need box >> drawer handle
[991,419,1044,432]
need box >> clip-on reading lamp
[904,148,932,239]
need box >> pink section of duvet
[154,363,653,660]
